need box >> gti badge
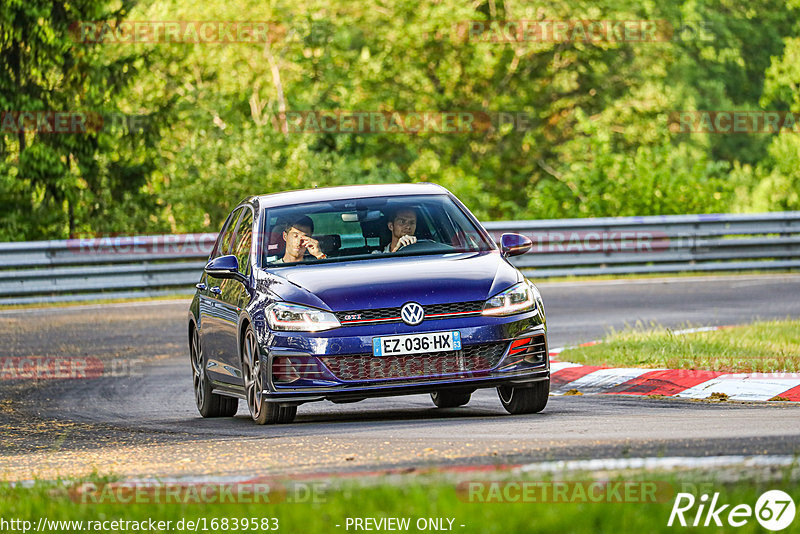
[400,302,425,326]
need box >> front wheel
[190,326,238,418]
[498,381,549,414]
[242,327,297,425]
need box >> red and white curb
[548,327,800,402]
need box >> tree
[0,0,167,240]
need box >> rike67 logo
[668,490,795,531]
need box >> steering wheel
[396,239,446,252]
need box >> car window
[212,207,243,259]
[261,194,493,266]
[231,208,253,276]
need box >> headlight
[266,302,341,332]
[482,281,540,316]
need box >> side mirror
[205,254,248,285]
[500,233,532,257]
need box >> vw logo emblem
[400,302,425,326]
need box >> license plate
[372,331,462,357]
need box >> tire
[431,390,472,408]
[242,326,297,425]
[190,326,238,418]
[497,380,549,414]
[274,404,298,424]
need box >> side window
[232,209,254,276]
[212,208,243,259]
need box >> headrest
[361,215,388,239]
[265,228,285,256]
[317,234,341,252]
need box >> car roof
[254,183,450,209]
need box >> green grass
[1,472,798,533]
[560,319,800,373]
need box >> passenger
[276,216,326,263]
[383,207,418,252]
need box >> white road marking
[518,455,799,473]
[549,361,585,374]
[553,367,654,393]
[676,375,800,401]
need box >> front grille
[336,301,484,325]
[425,301,485,316]
[319,342,506,382]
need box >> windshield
[261,194,494,266]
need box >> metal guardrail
[484,211,800,277]
[1,212,798,305]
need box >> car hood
[261,251,522,311]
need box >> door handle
[209,286,222,295]
[195,283,207,290]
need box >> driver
[276,216,326,263]
[384,207,418,252]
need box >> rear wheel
[242,327,297,425]
[190,326,238,417]
[498,381,549,414]
[431,390,472,408]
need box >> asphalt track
[1,274,799,481]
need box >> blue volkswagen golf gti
[188,183,549,424]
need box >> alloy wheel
[243,330,263,421]
[190,328,205,409]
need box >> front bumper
[260,369,549,404]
